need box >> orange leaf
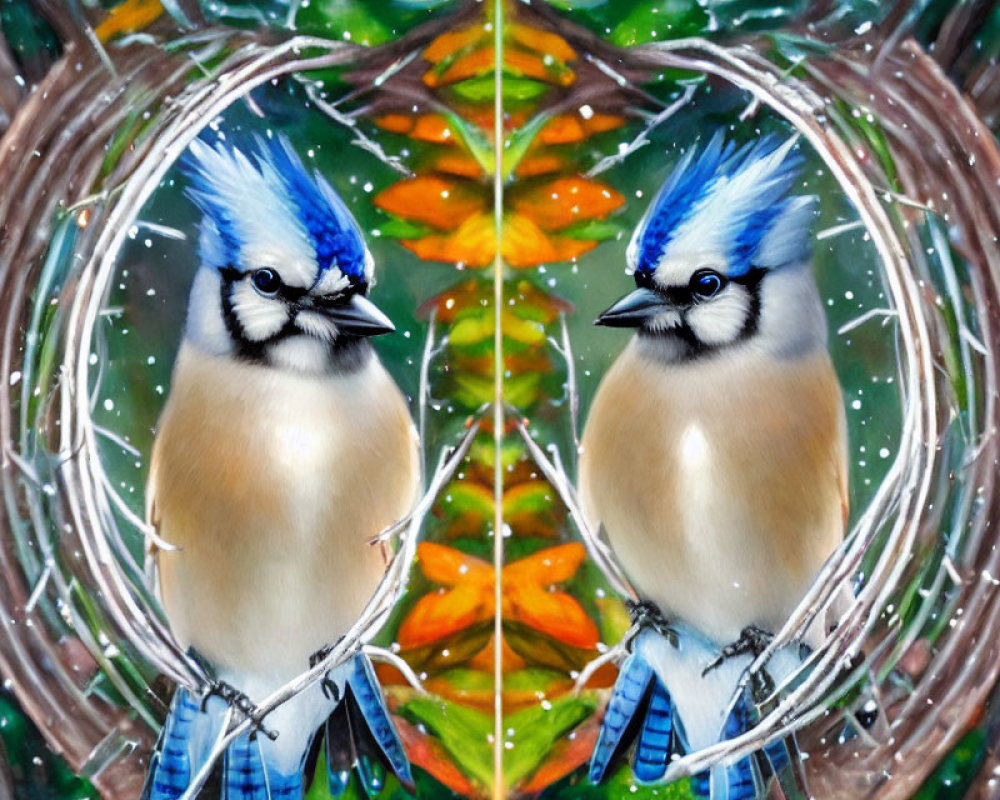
[374,114,414,135]
[432,152,485,179]
[505,49,574,86]
[584,112,626,135]
[424,26,489,64]
[546,236,597,264]
[501,544,598,648]
[417,280,486,321]
[515,153,566,178]
[426,45,494,88]
[95,0,163,41]
[511,177,624,231]
[474,634,526,673]
[508,23,576,63]
[398,585,493,648]
[375,177,486,230]
[403,212,496,266]
[500,213,560,267]
[540,115,586,145]
[503,585,599,649]
[417,541,493,585]
[411,114,458,145]
[502,231,595,267]
[503,543,587,584]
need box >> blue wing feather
[223,736,268,800]
[632,676,673,783]
[709,691,760,800]
[589,652,655,783]
[345,654,413,791]
[324,698,355,797]
[144,686,313,800]
[144,688,199,800]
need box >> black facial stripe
[218,268,372,371]
[637,266,767,361]
[219,269,298,363]
[220,264,366,309]
[634,271,710,307]
[731,267,766,342]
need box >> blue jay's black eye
[251,268,281,297]
[690,269,726,299]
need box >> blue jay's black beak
[596,287,668,327]
[326,294,396,337]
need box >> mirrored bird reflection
[142,136,420,800]
[580,134,848,798]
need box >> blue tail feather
[343,654,413,791]
[763,738,790,776]
[146,654,411,799]
[633,677,673,783]
[325,698,355,797]
[145,684,316,800]
[710,692,759,800]
[224,736,268,800]
[144,688,200,800]
[589,652,655,783]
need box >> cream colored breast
[149,343,419,677]
[578,339,847,644]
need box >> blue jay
[578,134,848,797]
[141,136,420,800]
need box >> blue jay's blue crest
[182,135,373,291]
[627,133,815,280]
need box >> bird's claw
[309,639,345,701]
[308,635,345,669]
[703,625,774,676]
[625,600,676,642]
[200,681,277,741]
[309,644,333,669]
[320,676,341,702]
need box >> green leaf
[399,696,495,790]
[503,667,574,694]
[378,217,434,239]
[400,623,494,673]
[610,0,710,47]
[432,667,495,693]
[559,219,625,241]
[451,76,550,104]
[502,372,542,407]
[502,694,597,788]
[501,112,551,182]
[294,0,393,45]
[913,727,986,800]
[503,620,595,672]
[442,111,494,177]
[502,481,553,517]
[439,480,495,518]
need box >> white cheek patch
[686,285,752,346]
[295,310,339,342]
[229,280,290,342]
